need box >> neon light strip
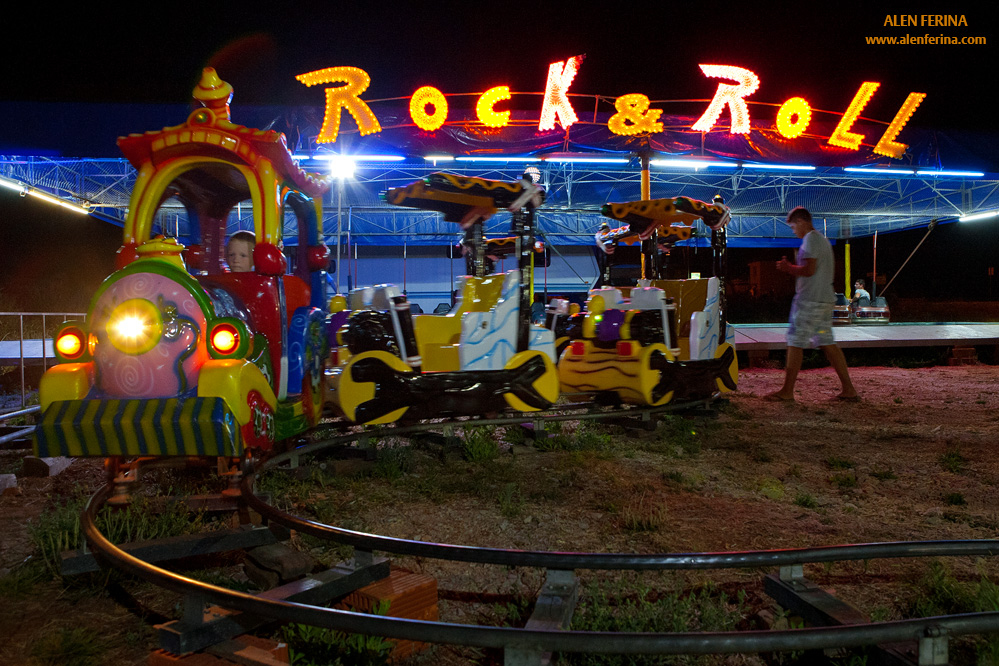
[650,159,737,169]
[916,170,985,177]
[293,154,405,162]
[423,155,455,162]
[0,176,90,213]
[843,167,916,176]
[958,210,999,223]
[0,176,26,192]
[543,156,630,164]
[454,156,542,162]
[742,163,816,171]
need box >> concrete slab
[733,323,999,351]
[22,456,73,477]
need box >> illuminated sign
[539,55,584,131]
[690,65,760,135]
[297,59,925,157]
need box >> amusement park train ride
[32,68,739,471]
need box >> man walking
[767,207,859,402]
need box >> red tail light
[571,341,585,356]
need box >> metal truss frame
[4,155,997,244]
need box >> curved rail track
[79,403,999,664]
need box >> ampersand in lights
[608,94,664,136]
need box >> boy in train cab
[226,230,255,273]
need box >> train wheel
[638,343,675,406]
[338,350,413,424]
[715,342,738,392]
[502,350,559,412]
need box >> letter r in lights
[296,67,381,143]
[691,64,760,135]
[539,55,584,131]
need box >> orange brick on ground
[337,567,439,661]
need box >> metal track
[76,400,999,661]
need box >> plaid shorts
[787,299,835,348]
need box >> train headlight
[107,299,163,354]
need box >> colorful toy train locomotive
[34,69,332,459]
[33,68,739,461]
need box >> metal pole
[872,230,878,299]
[336,181,343,294]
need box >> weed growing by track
[563,577,748,665]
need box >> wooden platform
[733,322,999,351]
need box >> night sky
[1,3,996,309]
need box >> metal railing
[0,311,84,409]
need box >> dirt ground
[1,362,998,665]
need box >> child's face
[227,239,253,273]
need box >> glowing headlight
[106,299,163,354]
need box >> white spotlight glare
[328,156,355,180]
[958,210,999,223]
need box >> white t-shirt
[795,230,834,304]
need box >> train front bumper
[34,396,242,458]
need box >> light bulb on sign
[477,86,511,128]
[410,86,449,131]
[775,97,812,139]
[296,67,381,143]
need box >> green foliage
[794,492,818,509]
[939,447,967,474]
[825,456,855,470]
[461,427,499,462]
[29,626,103,666]
[655,416,701,458]
[0,559,47,598]
[757,477,785,500]
[374,443,414,481]
[535,421,612,453]
[830,472,859,489]
[27,494,212,579]
[281,601,393,666]
[908,561,977,618]
[565,580,747,665]
[944,492,967,506]
[619,493,668,532]
[498,482,525,518]
[871,468,897,481]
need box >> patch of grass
[619,492,668,532]
[27,494,214,579]
[373,443,414,481]
[939,447,966,474]
[871,468,896,481]
[654,415,701,458]
[757,477,785,500]
[565,580,747,665]
[281,601,393,666]
[943,492,967,506]
[461,426,499,462]
[535,421,612,453]
[825,456,855,470]
[750,447,773,463]
[663,469,686,486]
[794,492,818,509]
[0,559,48,597]
[30,626,103,666]
[830,472,859,489]
[498,482,525,518]
[893,396,903,404]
